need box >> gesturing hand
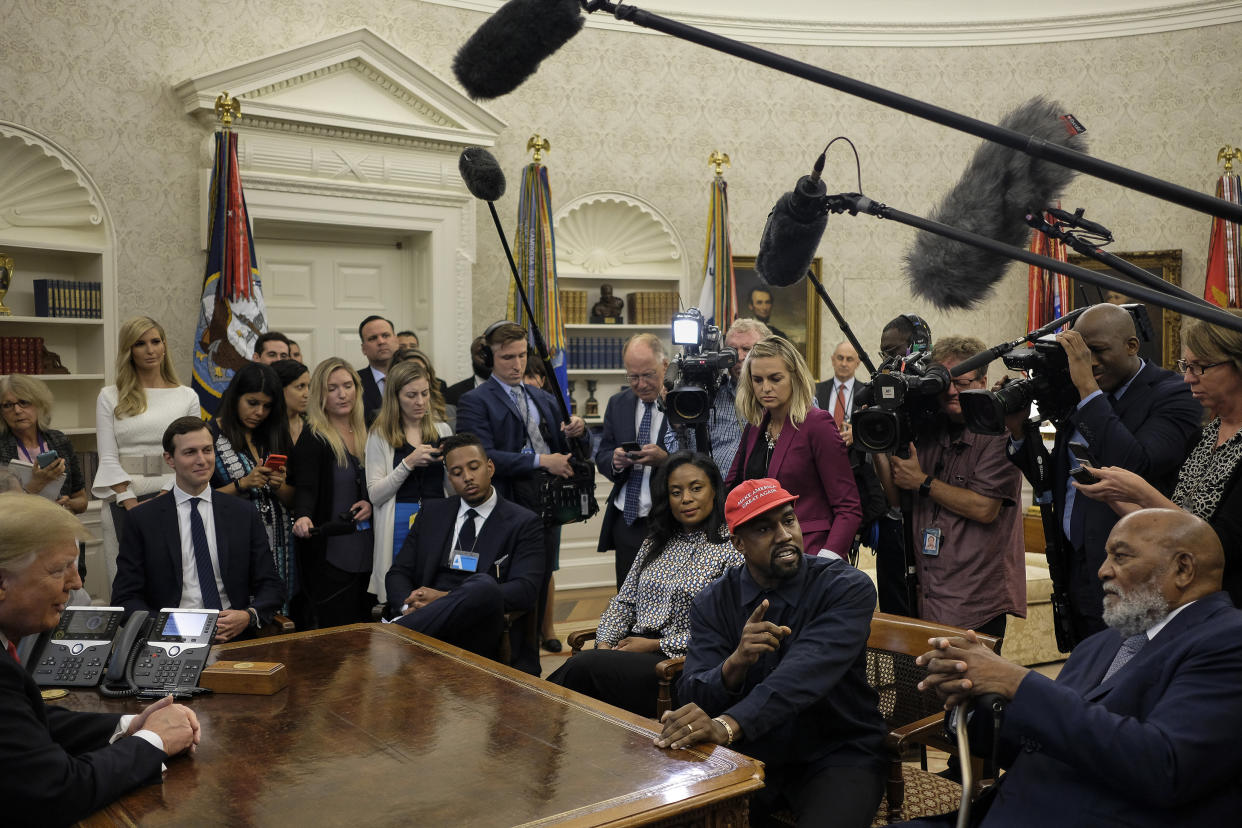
[722,600,790,691]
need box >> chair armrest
[567,629,596,653]
[654,655,685,681]
[255,613,296,638]
[886,713,950,752]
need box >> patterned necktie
[1101,632,1147,683]
[456,508,479,552]
[189,498,223,610]
[833,384,847,430]
[623,402,653,525]
[511,386,550,454]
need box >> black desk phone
[31,606,126,687]
[30,606,218,697]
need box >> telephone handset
[100,608,218,698]
[31,606,127,687]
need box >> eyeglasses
[625,371,660,386]
[1176,359,1230,377]
[950,376,984,391]
[0,399,33,411]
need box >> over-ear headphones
[902,314,932,354]
[480,320,519,370]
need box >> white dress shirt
[611,398,664,518]
[171,484,232,610]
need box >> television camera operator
[962,303,1201,646]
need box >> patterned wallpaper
[1,0,1238,380]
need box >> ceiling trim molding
[427,0,1242,47]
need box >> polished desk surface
[65,624,762,827]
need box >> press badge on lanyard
[451,551,480,572]
[921,527,942,557]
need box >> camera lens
[666,386,711,425]
[959,378,1038,435]
[852,408,900,454]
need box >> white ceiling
[430,0,1242,46]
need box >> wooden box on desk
[199,660,287,695]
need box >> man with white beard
[904,509,1242,827]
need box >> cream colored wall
[2,1,1238,380]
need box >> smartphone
[620,441,641,453]
[1067,442,1098,484]
[263,454,287,471]
[36,450,59,468]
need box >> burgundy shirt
[909,425,1027,629]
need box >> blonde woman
[91,317,198,586]
[364,360,452,604]
[726,336,862,558]
[0,374,87,512]
[290,357,373,628]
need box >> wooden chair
[255,614,296,638]
[566,630,684,715]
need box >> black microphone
[755,151,829,288]
[948,345,1007,378]
[1045,207,1113,241]
[904,97,1088,309]
[452,0,585,100]
[459,147,507,201]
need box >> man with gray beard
[901,509,1242,827]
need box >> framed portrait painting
[1067,249,1182,370]
[732,256,821,377]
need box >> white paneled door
[257,237,411,369]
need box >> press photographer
[985,303,1201,644]
[852,314,950,457]
[663,313,768,477]
[877,335,1027,642]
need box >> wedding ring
[686,723,695,733]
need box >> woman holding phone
[0,374,87,513]
[290,357,373,628]
[364,360,452,605]
[209,362,296,610]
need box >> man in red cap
[654,478,887,828]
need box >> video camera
[852,314,949,455]
[663,308,736,426]
[958,303,1154,435]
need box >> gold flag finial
[1219,146,1242,173]
[214,92,241,128]
[527,134,551,164]
[709,151,731,177]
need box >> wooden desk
[66,624,762,827]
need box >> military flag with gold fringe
[696,169,737,328]
[1027,208,1071,331]
[1204,152,1242,308]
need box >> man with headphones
[455,321,588,659]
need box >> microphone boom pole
[582,0,1242,224]
[803,268,878,375]
[825,193,1242,334]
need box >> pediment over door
[173,28,506,199]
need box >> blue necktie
[622,402,652,526]
[1101,632,1146,684]
[189,498,223,610]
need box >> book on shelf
[0,336,45,374]
[32,279,102,319]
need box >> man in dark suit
[444,334,491,407]
[111,417,284,642]
[910,508,1242,827]
[814,340,862,445]
[1,492,201,825]
[386,433,544,674]
[455,322,588,651]
[356,314,396,424]
[1007,303,1201,642]
[596,333,670,589]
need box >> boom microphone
[459,147,507,201]
[904,97,1087,309]
[452,0,585,100]
[754,151,829,288]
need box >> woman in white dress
[364,360,451,605]
[91,316,199,588]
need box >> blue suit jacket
[977,592,1242,826]
[593,388,670,551]
[111,491,285,625]
[455,378,576,498]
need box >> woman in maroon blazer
[726,337,862,558]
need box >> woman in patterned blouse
[547,451,742,717]
[1075,309,1242,604]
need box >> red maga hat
[725,478,799,533]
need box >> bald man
[904,509,1242,827]
[814,341,862,445]
[1006,303,1201,644]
